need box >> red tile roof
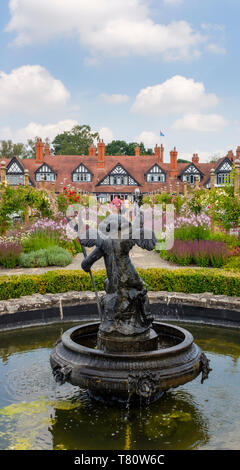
[0,151,235,194]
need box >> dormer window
[215,159,232,186]
[98,164,139,186]
[99,163,139,186]
[181,164,201,184]
[6,158,24,185]
[72,164,92,182]
[35,164,56,182]
[146,164,165,183]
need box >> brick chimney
[45,140,50,158]
[135,145,140,157]
[170,147,178,178]
[236,146,240,159]
[97,140,105,169]
[88,144,96,157]
[192,153,199,165]
[154,144,160,160]
[227,150,234,162]
[36,138,44,164]
[160,144,164,163]
[154,144,164,164]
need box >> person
[111,195,122,214]
[124,197,130,214]
[120,196,126,214]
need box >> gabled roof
[178,161,204,177]
[145,163,166,175]
[6,157,24,173]
[214,157,233,172]
[97,162,140,186]
[0,151,235,194]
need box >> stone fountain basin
[50,321,203,403]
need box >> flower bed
[160,239,228,267]
[0,214,80,269]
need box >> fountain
[50,213,211,403]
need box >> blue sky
[0,0,239,162]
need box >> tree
[105,140,129,155]
[52,125,100,155]
[0,138,46,160]
[177,159,190,163]
[21,139,37,159]
[105,140,153,156]
[208,153,222,164]
[0,140,25,159]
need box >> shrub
[19,250,49,268]
[0,241,22,268]
[46,246,72,266]
[19,247,72,268]
[210,231,240,249]
[0,268,239,300]
[21,232,60,253]
[161,239,229,268]
[174,214,211,241]
[223,257,240,270]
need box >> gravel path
[0,245,181,277]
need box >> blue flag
[160,131,165,137]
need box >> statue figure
[79,212,157,339]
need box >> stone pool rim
[60,322,194,358]
[0,290,240,332]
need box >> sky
[0,0,239,162]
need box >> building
[1,139,239,201]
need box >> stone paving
[0,245,182,277]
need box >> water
[0,321,239,450]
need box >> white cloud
[135,131,160,149]
[100,93,129,104]
[207,43,226,55]
[131,76,218,116]
[0,119,78,142]
[164,0,183,5]
[172,113,228,132]
[201,23,225,32]
[6,0,208,61]
[0,65,70,115]
[98,127,114,143]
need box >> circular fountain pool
[0,321,239,450]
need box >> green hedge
[0,268,240,300]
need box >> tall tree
[0,140,25,159]
[21,139,37,159]
[52,125,100,155]
[105,140,153,156]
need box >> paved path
[0,246,180,277]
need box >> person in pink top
[111,196,122,214]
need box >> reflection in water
[50,389,208,450]
[0,321,239,450]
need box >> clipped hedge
[0,268,240,301]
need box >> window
[215,159,232,186]
[6,159,24,185]
[181,164,201,184]
[216,173,230,185]
[72,164,92,182]
[99,164,139,186]
[35,164,56,182]
[218,161,232,172]
[146,164,166,183]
